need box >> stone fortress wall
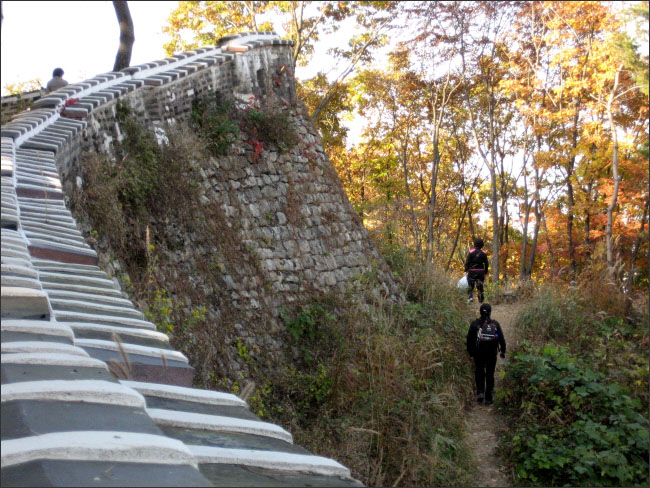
[1,32,375,486]
[72,33,398,297]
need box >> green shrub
[144,289,174,335]
[190,92,298,157]
[243,105,298,151]
[512,285,649,410]
[113,101,166,211]
[281,303,339,366]
[191,92,240,156]
[499,344,649,487]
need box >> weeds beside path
[465,300,524,487]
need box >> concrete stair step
[24,230,87,248]
[40,281,124,298]
[26,240,97,262]
[1,256,33,268]
[15,196,66,207]
[38,271,116,289]
[120,380,247,408]
[18,213,75,226]
[1,263,39,280]
[49,298,144,320]
[1,286,50,320]
[189,445,353,479]
[68,322,169,348]
[52,311,156,330]
[146,408,292,443]
[22,224,86,244]
[1,275,43,290]
[75,338,183,361]
[1,340,89,357]
[1,319,75,343]
[32,259,102,271]
[1,248,32,262]
[46,289,132,307]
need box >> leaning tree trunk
[606,66,623,270]
[113,1,134,72]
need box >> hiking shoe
[467,297,474,303]
[477,393,484,403]
[484,399,493,406]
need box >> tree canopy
[162,1,649,291]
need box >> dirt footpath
[464,301,523,487]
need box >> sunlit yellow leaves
[163,1,275,56]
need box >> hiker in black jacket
[466,303,506,405]
[464,237,489,303]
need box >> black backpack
[476,320,498,347]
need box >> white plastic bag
[457,275,469,289]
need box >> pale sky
[0,1,346,96]
[2,1,184,94]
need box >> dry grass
[257,266,477,486]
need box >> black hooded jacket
[464,248,489,274]
[466,317,506,357]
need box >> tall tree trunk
[425,139,440,262]
[526,199,541,278]
[584,179,593,251]
[624,195,649,316]
[446,204,469,271]
[458,16,501,286]
[113,1,134,72]
[468,206,476,241]
[520,198,532,281]
[567,177,576,275]
[606,66,623,269]
[526,169,543,277]
[359,169,366,220]
[565,108,580,277]
[626,195,649,277]
[542,209,556,278]
[400,136,421,259]
[498,155,508,246]
[520,148,532,281]
[490,163,500,284]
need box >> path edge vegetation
[496,277,649,487]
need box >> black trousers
[467,271,485,302]
[474,352,497,400]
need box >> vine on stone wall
[191,91,298,160]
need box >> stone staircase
[1,32,361,487]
